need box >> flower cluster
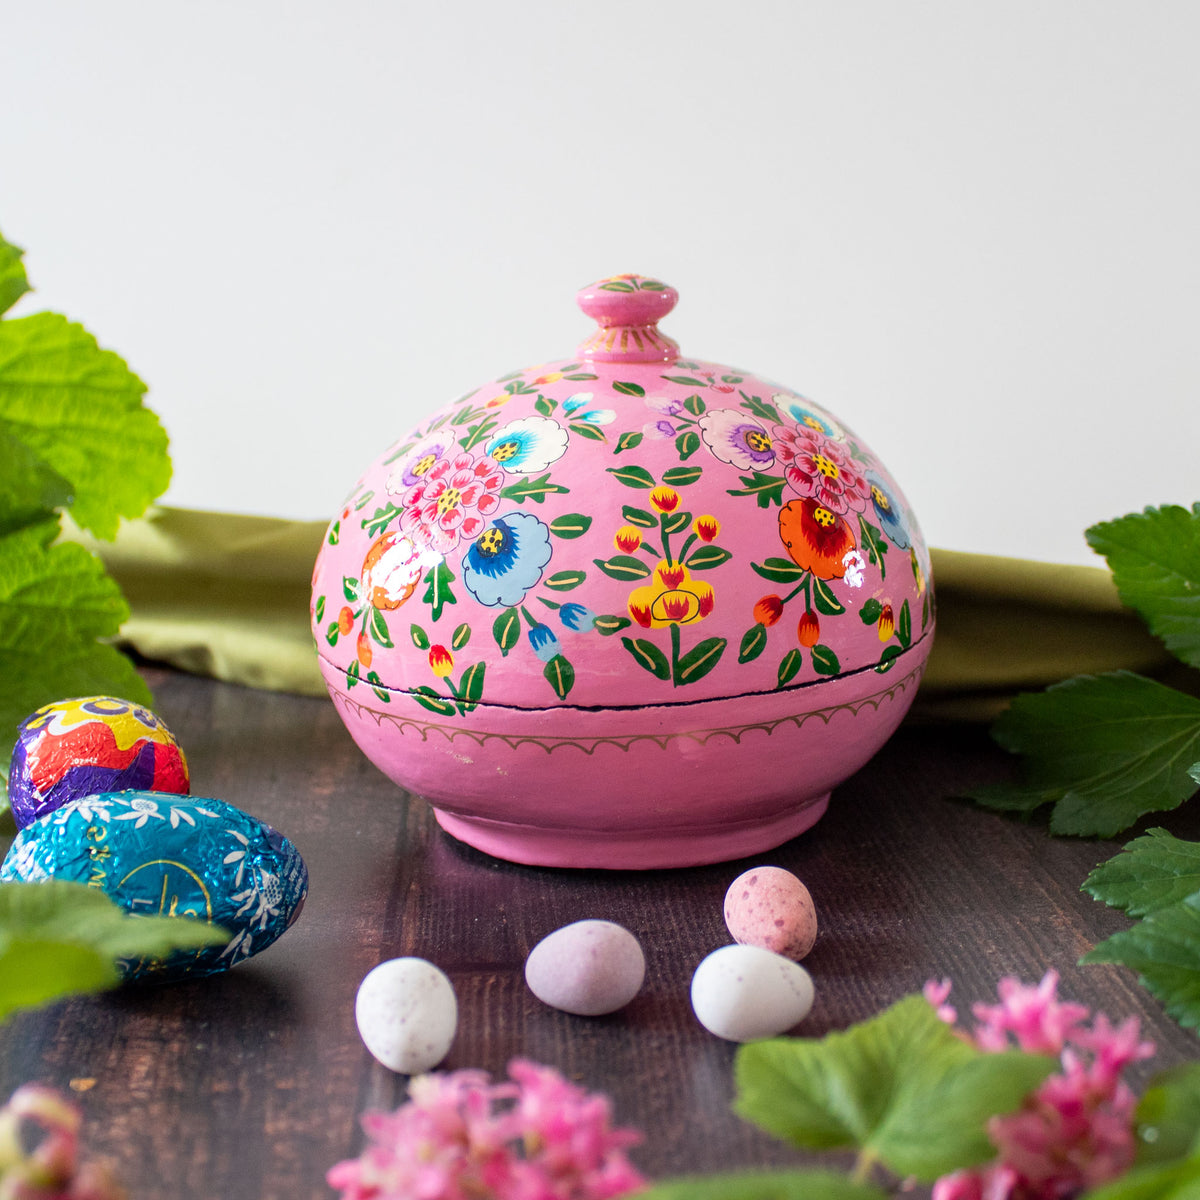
[926,972,1155,1200]
[327,1059,646,1200]
[0,1085,122,1200]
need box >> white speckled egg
[690,943,814,1042]
[724,866,818,961]
[525,919,645,1016]
[355,957,457,1074]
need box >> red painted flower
[428,645,455,677]
[693,515,720,542]
[774,427,870,515]
[649,486,681,514]
[779,498,857,580]
[798,610,820,647]
[399,451,504,555]
[614,525,643,554]
[754,595,784,626]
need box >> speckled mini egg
[8,696,189,829]
[0,791,307,982]
[355,957,458,1074]
[723,866,818,961]
[524,919,645,1016]
[690,943,815,1042]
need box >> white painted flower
[484,415,569,473]
[842,549,867,588]
[114,796,165,829]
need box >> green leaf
[451,623,471,650]
[543,654,575,699]
[500,473,569,504]
[0,880,228,1021]
[858,516,888,578]
[545,570,586,592]
[492,608,521,656]
[730,472,787,508]
[0,232,31,316]
[675,636,726,685]
[0,520,152,738]
[456,662,486,711]
[570,422,607,442]
[421,560,457,622]
[662,510,692,537]
[1135,1062,1200,1166]
[686,544,732,571]
[593,614,631,636]
[0,424,74,536]
[739,624,768,664]
[859,598,883,624]
[1085,1154,1200,1200]
[606,464,656,489]
[753,557,806,584]
[613,380,645,397]
[614,431,643,454]
[594,555,653,581]
[534,395,556,417]
[734,994,1055,1182]
[1084,829,1200,918]
[1086,505,1200,670]
[1082,892,1200,1029]
[682,394,707,417]
[410,685,457,716]
[639,1169,887,1200]
[411,623,431,650]
[778,649,803,687]
[0,312,170,540]
[368,606,392,647]
[813,578,845,616]
[739,392,783,423]
[675,429,701,461]
[812,644,841,676]
[621,636,671,680]
[549,513,593,540]
[897,600,912,649]
[970,672,1200,837]
[621,505,659,529]
[662,466,703,488]
[662,374,709,386]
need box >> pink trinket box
[310,274,935,869]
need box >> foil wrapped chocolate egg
[8,696,189,829]
[0,791,307,982]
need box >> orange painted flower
[356,633,373,668]
[533,371,564,385]
[428,645,455,677]
[361,532,425,610]
[797,610,820,647]
[877,604,895,642]
[778,498,857,580]
[614,525,643,553]
[628,561,715,629]
[754,595,784,626]
[649,486,681,514]
[337,606,355,635]
[693,515,720,542]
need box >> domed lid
[311,274,933,713]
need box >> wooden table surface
[3,667,1198,1199]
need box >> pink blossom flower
[927,973,1155,1200]
[327,1060,646,1200]
[774,427,870,515]
[399,451,505,556]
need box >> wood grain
[2,669,1198,1198]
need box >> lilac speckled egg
[691,944,815,1042]
[723,866,818,961]
[524,919,645,1016]
[355,958,458,1074]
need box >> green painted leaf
[411,623,431,650]
[0,312,170,540]
[859,597,884,624]
[662,510,692,536]
[606,464,656,489]
[411,685,456,716]
[324,620,339,647]
[549,513,593,540]
[729,472,787,508]
[545,570,586,592]
[1083,892,1200,1030]
[564,372,599,381]
[858,516,888,577]
[594,555,653,581]
[675,429,701,461]
[811,578,844,616]
[662,375,708,386]
[622,504,658,529]
[897,599,912,648]
[734,994,1055,1182]
[593,614,631,636]
[615,430,644,454]
[366,670,390,703]
[739,624,768,664]
[534,395,556,417]
[639,1169,887,1200]
[457,662,486,709]
[682,394,707,417]
[621,636,671,680]
[314,595,326,623]
[876,645,902,673]
[368,606,392,647]
[778,649,803,687]
[451,623,471,650]
[662,466,703,487]
[458,416,498,451]
[421,561,457,622]
[492,608,521,656]
[812,644,841,676]
[600,280,636,292]
[676,636,726,685]
[343,575,361,603]
[500,473,569,504]
[1086,505,1200,670]
[1084,829,1200,918]
[0,519,152,738]
[543,654,575,699]
[753,557,806,584]
[0,233,30,317]
[0,880,228,1021]
[686,544,732,570]
[970,671,1200,837]
[613,380,645,397]
[570,422,607,442]
[362,503,403,537]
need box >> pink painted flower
[399,451,505,556]
[928,973,1155,1200]
[774,426,870,515]
[327,1060,645,1200]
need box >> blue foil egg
[0,791,308,982]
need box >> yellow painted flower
[877,605,895,642]
[693,515,720,542]
[628,561,715,629]
[649,486,681,514]
[614,525,643,553]
[428,645,455,677]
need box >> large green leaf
[1135,1062,1200,1166]
[1087,505,1200,671]
[0,311,170,540]
[1084,1151,1200,1200]
[0,880,228,1021]
[0,424,73,536]
[734,994,1054,1183]
[0,233,30,317]
[1084,829,1200,918]
[971,672,1200,837]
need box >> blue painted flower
[780,397,839,438]
[484,416,569,473]
[561,392,616,426]
[528,623,561,662]
[461,513,553,607]
[559,602,598,632]
[867,474,911,549]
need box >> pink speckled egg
[723,866,818,960]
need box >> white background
[4,2,1198,565]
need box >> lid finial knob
[576,274,680,364]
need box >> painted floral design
[361,532,427,610]
[775,427,870,514]
[561,392,616,427]
[628,561,715,629]
[384,433,450,493]
[779,498,859,580]
[398,450,505,555]
[778,396,840,437]
[868,473,911,549]
[697,408,776,470]
[484,415,569,474]
[461,513,553,607]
